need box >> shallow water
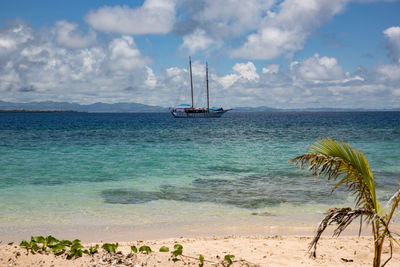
[0,112,399,239]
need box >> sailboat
[170,57,232,118]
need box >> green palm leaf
[291,137,399,267]
[291,138,378,213]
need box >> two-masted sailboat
[170,57,231,118]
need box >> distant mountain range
[0,100,398,113]
[0,101,166,113]
[233,106,400,112]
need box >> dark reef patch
[101,173,345,209]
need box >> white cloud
[108,36,147,72]
[383,26,400,61]
[262,64,280,74]
[180,28,215,54]
[54,20,96,49]
[177,0,273,55]
[218,62,259,89]
[0,23,33,55]
[232,62,259,81]
[145,66,157,88]
[204,53,397,109]
[1,15,400,110]
[188,0,273,39]
[85,0,176,35]
[294,53,344,81]
[231,0,347,59]
[0,22,155,104]
[375,63,400,81]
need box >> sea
[0,111,399,241]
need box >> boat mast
[189,56,194,109]
[206,62,209,111]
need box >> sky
[0,0,399,109]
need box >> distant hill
[233,106,400,112]
[0,101,398,113]
[232,106,281,112]
[0,101,167,113]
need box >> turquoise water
[0,112,399,239]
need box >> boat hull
[171,110,230,118]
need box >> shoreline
[2,217,400,242]
[3,218,396,244]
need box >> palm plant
[290,137,400,267]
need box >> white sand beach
[1,234,400,266]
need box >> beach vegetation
[199,254,204,266]
[19,236,95,258]
[52,243,67,255]
[130,245,138,253]
[19,236,239,266]
[171,243,183,259]
[67,240,85,259]
[101,242,118,254]
[224,254,235,266]
[138,245,152,254]
[87,244,99,255]
[291,137,400,267]
[159,245,169,252]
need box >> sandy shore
[1,235,399,266]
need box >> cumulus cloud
[145,66,157,88]
[85,0,176,35]
[293,53,344,81]
[262,64,280,74]
[180,28,215,54]
[54,20,96,49]
[218,62,259,89]
[1,9,400,110]
[383,26,400,61]
[184,0,272,38]
[375,63,400,82]
[0,22,33,55]
[200,52,396,109]
[1,20,398,109]
[367,25,400,100]
[231,0,347,59]
[0,22,157,104]
[232,62,260,81]
[176,0,273,55]
[108,36,148,72]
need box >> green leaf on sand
[139,245,152,254]
[102,243,118,254]
[159,246,169,252]
[199,254,204,266]
[224,254,235,266]
[171,244,183,258]
[130,245,138,253]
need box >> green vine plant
[101,242,118,254]
[20,237,240,266]
[171,244,183,261]
[159,243,237,266]
[130,245,138,253]
[87,244,99,255]
[159,246,169,252]
[19,236,98,259]
[138,245,152,254]
[67,239,85,259]
[130,245,153,254]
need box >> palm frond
[290,138,378,213]
[291,137,400,266]
[309,207,372,257]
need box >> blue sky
[0,0,399,109]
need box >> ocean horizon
[1,111,399,241]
